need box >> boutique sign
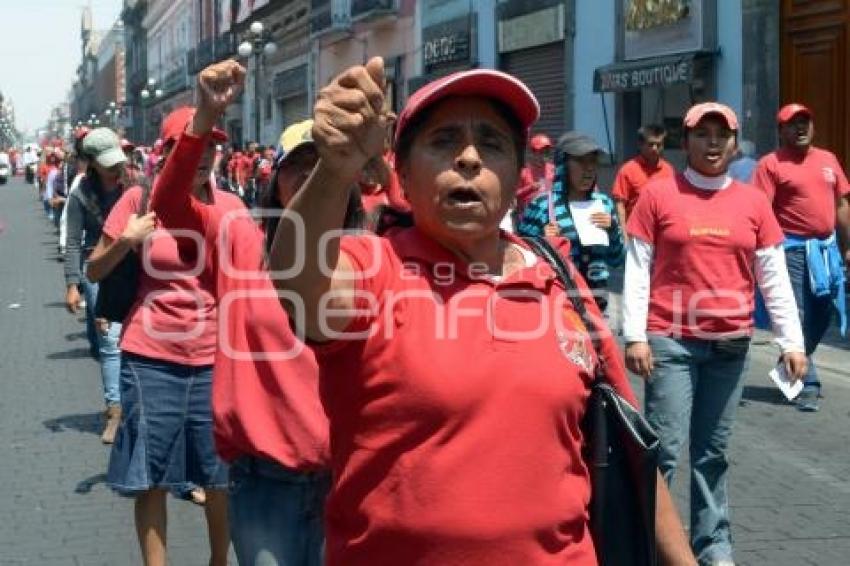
[594,56,694,93]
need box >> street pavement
[1,176,848,565]
[0,178,228,565]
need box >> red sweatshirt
[150,132,329,470]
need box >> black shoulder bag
[524,236,660,566]
[95,183,152,323]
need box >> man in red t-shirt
[752,103,850,411]
[515,134,554,217]
[238,143,260,206]
[612,124,676,233]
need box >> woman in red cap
[269,57,695,565]
[622,102,807,566]
[147,62,363,566]
[86,106,242,566]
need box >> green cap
[81,128,127,169]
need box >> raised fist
[313,57,390,182]
[194,60,246,134]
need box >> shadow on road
[740,385,792,407]
[43,412,102,435]
[75,473,108,494]
[65,330,87,341]
[47,347,93,360]
[43,301,68,309]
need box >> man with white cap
[753,103,850,412]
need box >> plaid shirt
[517,183,625,286]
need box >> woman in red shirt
[622,102,807,565]
[268,58,695,565]
[148,61,365,566]
[86,107,242,566]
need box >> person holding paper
[622,102,807,566]
[517,132,625,311]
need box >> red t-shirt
[257,158,273,182]
[149,133,329,470]
[227,153,240,178]
[314,227,636,565]
[627,174,784,339]
[239,153,256,183]
[752,146,850,239]
[611,155,676,217]
[516,162,554,213]
[103,180,244,366]
[358,182,389,214]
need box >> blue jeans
[228,457,329,566]
[645,335,750,565]
[79,274,99,356]
[98,321,122,405]
[785,247,833,389]
[80,272,121,405]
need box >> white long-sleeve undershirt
[622,168,804,352]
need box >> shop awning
[593,51,714,93]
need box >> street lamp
[140,79,165,144]
[238,20,277,144]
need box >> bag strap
[523,236,607,383]
[75,185,104,226]
[138,181,152,215]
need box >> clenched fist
[192,60,246,136]
[313,57,390,182]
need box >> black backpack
[77,178,152,323]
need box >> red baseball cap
[160,106,228,145]
[529,134,552,152]
[394,68,540,147]
[683,102,739,130]
[777,103,813,124]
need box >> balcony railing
[310,0,352,38]
[351,0,397,22]
[187,33,236,75]
[161,64,189,97]
[215,31,236,59]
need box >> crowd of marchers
[12,55,848,566]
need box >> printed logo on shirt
[823,167,837,186]
[556,309,595,374]
[689,226,731,237]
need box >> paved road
[0,176,848,565]
[0,178,225,565]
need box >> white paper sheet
[568,200,610,247]
[769,363,804,401]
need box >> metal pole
[600,93,615,166]
[254,50,261,143]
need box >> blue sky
[0,0,123,136]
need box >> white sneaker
[79,299,86,308]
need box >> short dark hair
[637,124,667,142]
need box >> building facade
[143,0,195,142]
[123,0,149,142]
[313,0,417,119]
[496,0,573,141]
[775,0,849,169]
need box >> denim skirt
[107,353,229,495]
